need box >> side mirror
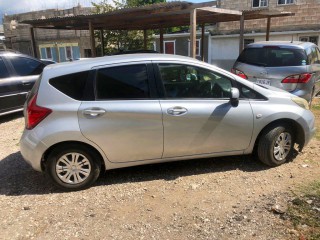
[230,87,240,107]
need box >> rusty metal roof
[21,1,294,30]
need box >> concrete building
[211,0,320,70]
[155,1,320,70]
[3,5,94,62]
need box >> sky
[0,0,207,23]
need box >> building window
[188,39,201,57]
[244,39,254,47]
[252,0,268,8]
[278,0,294,5]
[65,46,72,60]
[300,36,318,45]
[46,47,52,59]
[84,49,92,58]
[164,41,175,54]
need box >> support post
[190,9,197,58]
[100,29,105,56]
[143,29,147,50]
[239,14,244,54]
[89,21,96,57]
[30,27,37,58]
[160,28,164,53]
[201,23,205,61]
[266,17,271,41]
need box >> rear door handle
[167,107,188,116]
[83,108,106,117]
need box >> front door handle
[167,107,188,116]
[83,108,106,117]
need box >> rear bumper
[20,129,48,172]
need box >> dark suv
[0,51,46,116]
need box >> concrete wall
[218,0,320,33]
[210,30,320,71]
[3,6,93,60]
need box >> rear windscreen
[237,47,308,67]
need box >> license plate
[256,79,271,86]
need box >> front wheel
[257,124,294,167]
[46,144,101,191]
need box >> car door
[155,62,254,158]
[78,62,164,163]
[7,56,45,99]
[310,47,320,97]
[0,56,24,114]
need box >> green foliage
[92,0,165,55]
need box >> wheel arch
[41,141,106,172]
[253,118,305,152]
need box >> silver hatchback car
[232,41,320,105]
[20,54,316,190]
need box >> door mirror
[230,87,239,107]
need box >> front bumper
[20,130,48,172]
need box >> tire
[257,124,294,167]
[46,144,101,191]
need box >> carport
[22,1,294,61]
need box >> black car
[0,52,46,116]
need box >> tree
[92,0,165,55]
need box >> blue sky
[0,0,209,23]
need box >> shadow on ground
[0,112,23,124]
[0,151,276,196]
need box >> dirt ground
[0,99,319,240]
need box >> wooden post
[160,28,164,53]
[30,27,37,58]
[201,23,205,61]
[266,17,271,41]
[100,29,105,56]
[190,9,197,58]
[89,21,96,57]
[143,29,147,50]
[239,14,244,54]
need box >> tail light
[231,68,248,79]
[26,93,52,130]
[282,73,312,84]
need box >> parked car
[232,41,320,105]
[20,54,316,190]
[0,51,46,116]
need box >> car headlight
[291,97,309,110]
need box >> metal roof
[21,1,294,30]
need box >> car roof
[45,53,202,72]
[0,51,38,58]
[246,41,316,49]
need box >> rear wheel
[257,124,294,167]
[46,144,101,191]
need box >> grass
[287,181,320,240]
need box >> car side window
[238,83,266,100]
[309,47,319,64]
[9,57,45,76]
[0,57,10,78]
[49,71,90,101]
[96,64,150,100]
[158,63,232,99]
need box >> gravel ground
[0,103,319,240]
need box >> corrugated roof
[21,1,294,31]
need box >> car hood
[253,83,297,99]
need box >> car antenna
[291,35,293,43]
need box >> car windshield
[237,47,308,67]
